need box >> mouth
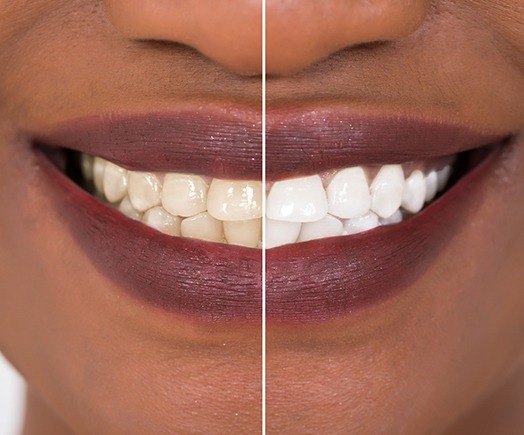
[31,109,513,323]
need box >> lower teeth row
[79,154,453,248]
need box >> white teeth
[343,211,379,235]
[103,161,128,203]
[161,174,208,217]
[207,179,262,221]
[85,152,456,247]
[424,170,438,203]
[379,209,403,226]
[265,218,302,249]
[298,214,343,242]
[128,172,162,212]
[93,157,106,193]
[370,165,405,218]
[118,196,142,221]
[142,206,181,236]
[180,212,224,243]
[267,175,328,222]
[223,218,261,248]
[327,167,371,219]
[401,170,426,214]
[437,166,452,191]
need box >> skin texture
[0,1,523,434]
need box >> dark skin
[0,1,523,434]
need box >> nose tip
[105,0,429,76]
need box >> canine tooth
[267,175,328,222]
[343,212,379,235]
[103,162,128,203]
[327,167,371,219]
[162,174,208,217]
[180,212,224,243]
[81,154,94,181]
[207,179,262,221]
[223,218,261,248]
[370,165,404,218]
[401,170,426,213]
[298,214,344,242]
[93,157,106,193]
[265,218,302,248]
[128,172,162,212]
[424,170,438,202]
[437,166,452,191]
[142,207,181,236]
[379,209,403,226]
[118,196,142,221]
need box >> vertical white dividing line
[261,0,267,433]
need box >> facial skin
[0,1,523,435]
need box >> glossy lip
[31,110,513,322]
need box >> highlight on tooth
[81,153,454,248]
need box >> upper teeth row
[82,155,452,248]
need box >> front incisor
[207,179,262,221]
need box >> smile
[31,109,513,322]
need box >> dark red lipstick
[31,110,514,323]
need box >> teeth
[161,174,208,217]
[379,209,403,226]
[437,166,452,191]
[424,170,438,203]
[223,218,261,248]
[327,167,371,219]
[343,211,379,235]
[265,219,302,248]
[401,170,426,214]
[298,214,344,242]
[267,175,328,222]
[142,206,181,236]
[103,161,128,203]
[370,165,405,218]
[118,196,142,221]
[93,157,106,193]
[85,153,456,247]
[128,172,162,212]
[180,212,224,243]
[81,154,94,182]
[207,179,262,221]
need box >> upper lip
[33,107,509,180]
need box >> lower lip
[36,144,506,323]
[267,145,508,323]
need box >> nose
[104,0,429,75]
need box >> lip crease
[31,109,513,322]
